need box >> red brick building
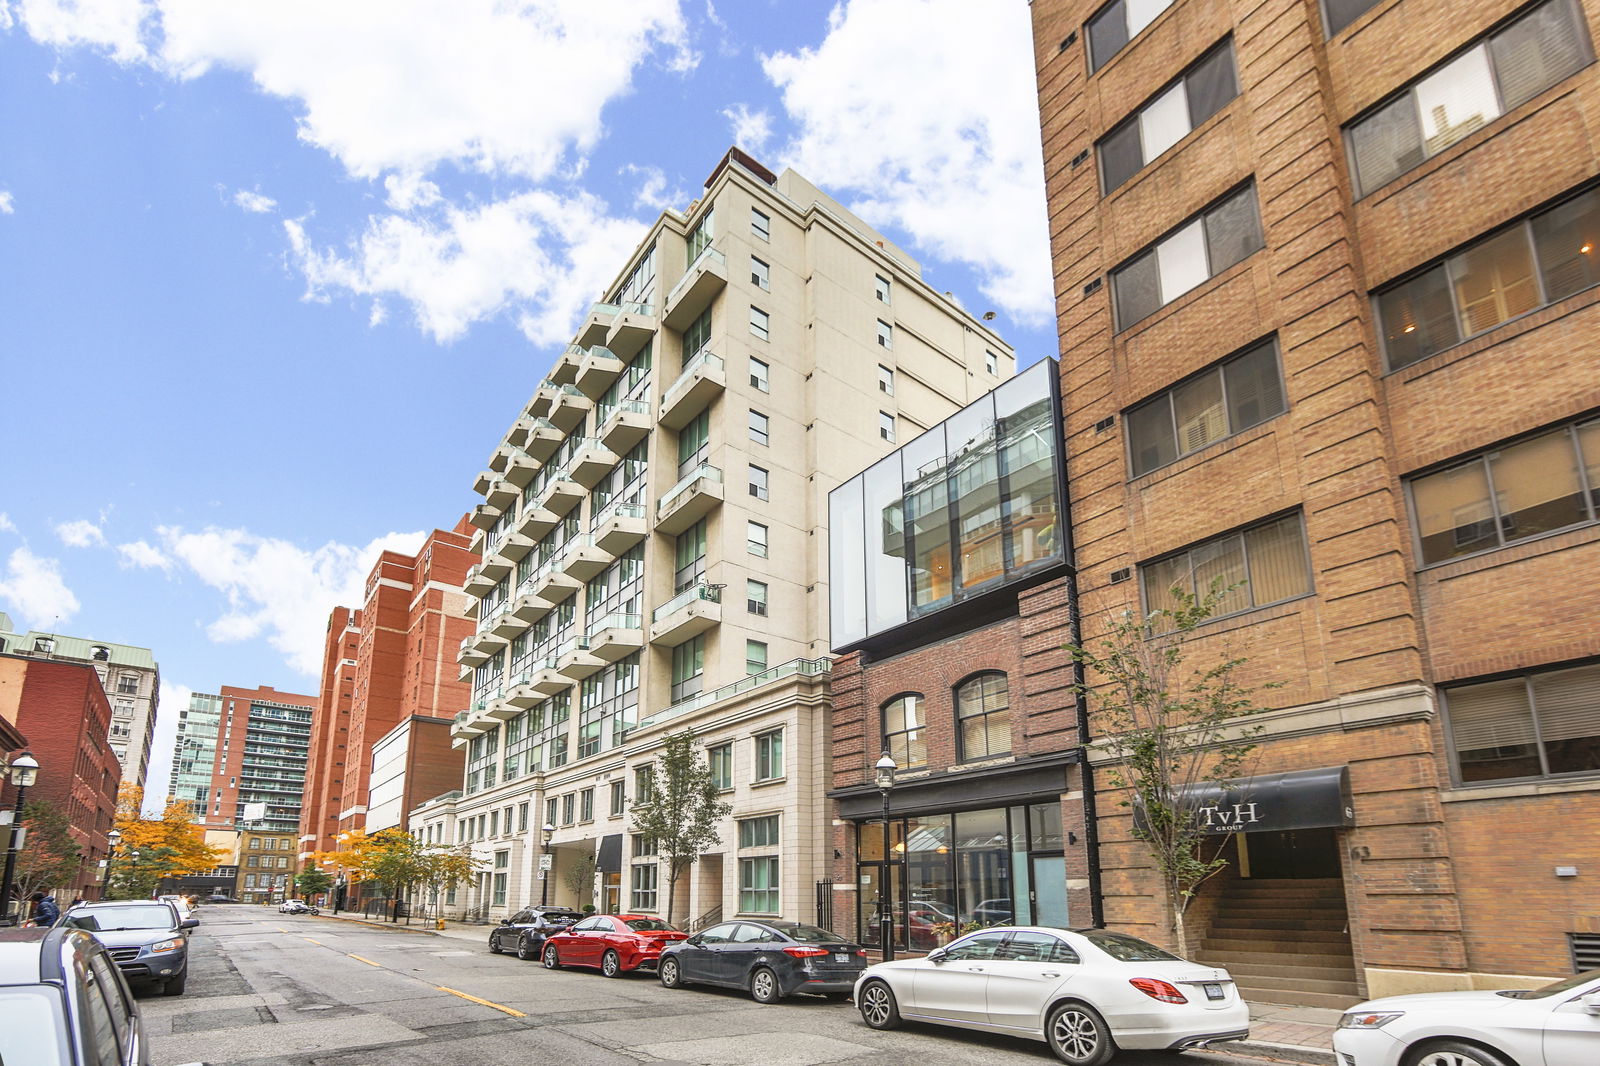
[204,685,315,834]
[0,655,122,899]
[299,606,360,858]
[1031,0,1600,1002]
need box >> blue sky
[0,0,1054,805]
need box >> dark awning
[596,833,623,873]
[830,752,1079,821]
[1134,765,1356,835]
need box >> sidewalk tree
[12,800,82,902]
[562,851,597,906]
[108,786,223,899]
[628,728,731,926]
[1069,580,1269,957]
[295,866,333,900]
[418,845,482,917]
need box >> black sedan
[487,906,583,961]
[658,920,868,1003]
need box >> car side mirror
[1582,991,1600,1015]
[499,918,512,925]
[181,919,199,930]
[926,948,948,964]
[687,935,703,946]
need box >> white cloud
[116,539,172,572]
[0,546,81,628]
[621,163,681,213]
[762,0,1052,322]
[0,190,13,215]
[0,514,17,535]
[155,524,424,676]
[55,518,107,547]
[14,0,151,63]
[232,187,276,213]
[722,103,772,154]
[382,172,440,212]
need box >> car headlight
[147,939,182,955]
[1338,1011,1404,1029]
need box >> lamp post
[102,828,124,901]
[874,752,897,961]
[0,751,40,925]
[539,822,556,907]
[125,850,141,900]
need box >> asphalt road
[134,906,1292,1066]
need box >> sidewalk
[295,907,490,943]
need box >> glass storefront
[854,803,1068,950]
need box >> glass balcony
[593,500,648,555]
[558,534,609,582]
[548,383,593,433]
[656,462,723,535]
[599,398,652,454]
[649,582,722,646]
[578,302,620,348]
[663,246,727,330]
[457,634,490,667]
[463,563,496,597]
[487,443,514,474]
[576,345,625,400]
[586,611,644,663]
[606,302,657,361]
[659,350,726,430]
[502,448,540,489]
[522,417,564,461]
[549,343,584,385]
[505,416,535,450]
[483,477,518,510]
[468,502,500,531]
[634,658,832,733]
[568,436,621,488]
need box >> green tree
[13,800,82,902]
[628,729,731,926]
[295,866,333,899]
[418,845,482,917]
[1069,582,1269,956]
[562,850,597,907]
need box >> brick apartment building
[825,360,1091,953]
[172,685,315,832]
[0,655,122,900]
[299,521,473,859]
[1032,0,1600,1002]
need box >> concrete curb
[311,914,441,937]
[1222,1039,1337,1065]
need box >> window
[738,814,780,848]
[546,798,558,827]
[518,802,529,832]
[739,856,780,913]
[1126,337,1287,476]
[1444,662,1600,783]
[749,409,770,446]
[876,319,893,348]
[749,305,770,341]
[747,580,768,617]
[1409,417,1600,565]
[1323,0,1380,35]
[678,409,710,477]
[881,694,927,770]
[490,810,499,837]
[755,728,784,781]
[875,274,892,304]
[749,464,769,500]
[751,256,770,290]
[683,307,713,359]
[562,793,575,824]
[633,832,658,856]
[670,635,705,702]
[1377,185,1600,368]
[1099,40,1238,192]
[1087,0,1175,72]
[878,364,894,395]
[492,872,507,906]
[609,779,626,816]
[710,743,733,791]
[751,207,770,240]
[1113,183,1263,329]
[117,674,139,694]
[956,673,1012,761]
[634,764,655,803]
[985,350,999,375]
[674,519,706,592]
[580,788,594,822]
[631,864,658,910]
[746,640,768,676]
[1348,0,1590,196]
[747,521,769,558]
[1141,513,1312,619]
[750,356,769,392]
[879,412,896,442]
[686,206,714,265]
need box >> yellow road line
[278,928,289,933]
[436,986,527,1017]
[301,937,322,946]
[347,954,382,967]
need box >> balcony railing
[592,498,645,530]
[586,611,642,639]
[597,397,649,427]
[651,582,722,624]
[634,657,832,732]
[618,300,654,316]
[589,301,622,318]
[666,246,726,307]
[669,349,722,393]
[658,462,722,515]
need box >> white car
[853,926,1248,1065]
[1333,969,1600,1066]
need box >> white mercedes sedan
[1333,969,1600,1066]
[852,926,1249,1065]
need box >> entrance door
[602,872,620,914]
[1245,827,1342,879]
[1030,855,1069,927]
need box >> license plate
[834,953,850,964]
[1203,983,1225,1001]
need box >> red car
[541,913,688,977]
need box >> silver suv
[59,901,197,996]
[0,925,150,1064]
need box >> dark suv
[488,906,583,961]
[59,901,197,996]
[0,925,150,1064]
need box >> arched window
[881,694,926,770]
[956,673,1011,761]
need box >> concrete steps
[1197,877,1360,1011]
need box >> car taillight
[782,947,830,959]
[1129,978,1187,1004]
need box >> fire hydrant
[436,917,446,931]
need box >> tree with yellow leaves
[108,785,225,900]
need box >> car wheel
[487,933,502,954]
[162,970,187,996]
[1046,1001,1115,1066]
[542,944,562,970]
[857,979,901,1030]
[750,966,782,1004]
[601,949,623,978]
[659,958,685,989]
[517,935,539,962]
[1407,1041,1516,1066]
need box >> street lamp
[0,751,41,925]
[103,828,124,901]
[539,822,556,907]
[874,752,897,962]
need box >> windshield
[0,986,70,1066]
[1520,969,1600,999]
[66,904,176,931]
[625,918,677,932]
[1080,930,1181,962]
[777,924,848,944]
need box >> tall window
[546,798,558,827]
[634,764,655,803]
[1087,0,1175,72]
[674,519,707,592]
[609,779,626,816]
[1141,513,1312,619]
[749,465,769,500]
[956,673,1011,761]
[562,793,575,824]
[709,743,734,791]
[1099,40,1238,193]
[749,306,770,341]
[1409,417,1600,565]
[751,207,770,240]
[755,728,784,781]
[747,579,769,617]
[739,856,780,913]
[1377,184,1600,369]
[745,640,768,676]
[580,788,594,822]
[985,350,999,375]
[1126,337,1286,476]
[751,256,770,290]
[683,307,713,360]
[876,320,893,349]
[882,695,927,770]
[749,409,770,446]
[875,274,892,304]
[631,863,659,910]
[685,207,714,264]
[1113,184,1263,329]
[671,635,705,703]
[1348,0,1590,196]
[747,521,769,558]
[678,410,710,477]
[1444,663,1600,783]
[750,357,770,392]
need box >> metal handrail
[651,581,722,623]
[658,462,722,514]
[665,246,726,307]
[634,657,833,731]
